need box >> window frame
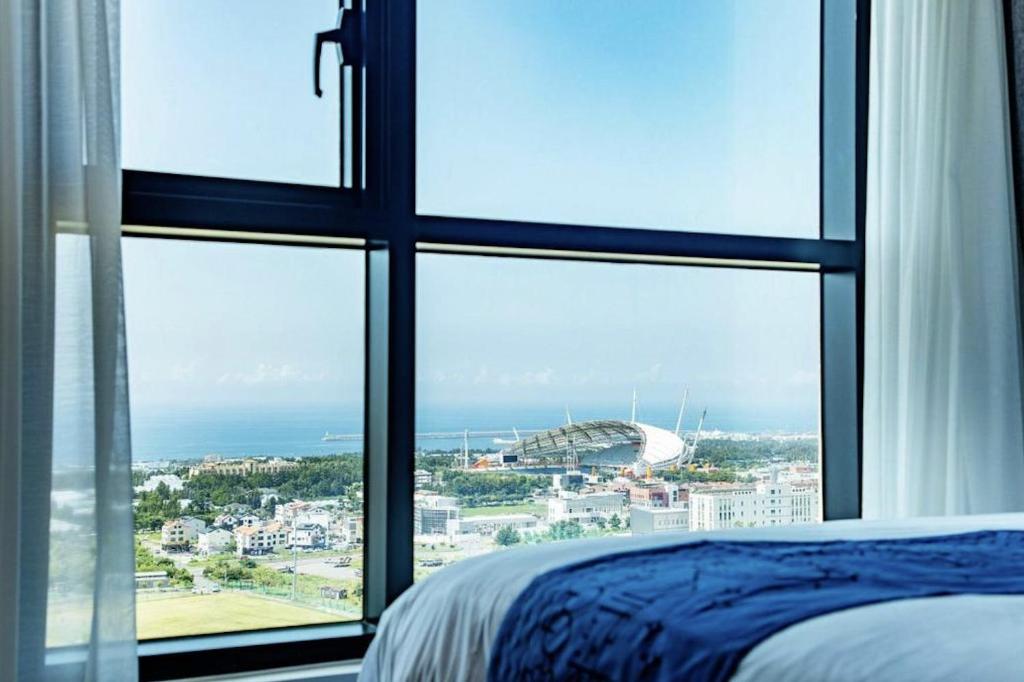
[120,1,870,678]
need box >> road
[264,556,361,581]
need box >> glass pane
[415,254,820,580]
[122,1,341,186]
[417,1,820,237]
[122,237,364,639]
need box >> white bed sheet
[359,513,1024,681]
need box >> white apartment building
[689,480,820,531]
[547,492,626,524]
[234,521,290,556]
[341,515,363,544]
[197,528,233,555]
[160,516,207,551]
[448,513,538,536]
[630,506,690,535]
[291,523,326,549]
[414,494,461,535]
[414,469,433,488]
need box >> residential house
[234,521,290,556]
[197,527,234,555]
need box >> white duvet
[360,514,1024,681]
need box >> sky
[120,1,822,434]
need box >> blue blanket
[488,530,1024,682]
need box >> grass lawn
[137,592,343,639]
[462,503,546,518]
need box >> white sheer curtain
[864,0,1024,518]
[1,0,136,680]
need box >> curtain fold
[864,0,1024,518]
[0,0,136,680]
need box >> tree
[594,517,607,530]
[546,520,583,541]
[609,514,621,530]
[495,526,521,547]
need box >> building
[415,505,459,535]
[275,501,333,530]
[134,474,184,494]
[238,514,261,528]
[180,516,207,533]
[275,500,310,524]
[498,409,703,472]
[161,519,195,551]
[414,469,433,488]
[188,456,299,478]
[414,493,460,535]
[630,507,689,535]
[449,514,539,536]
[213,513,239,529]
[689,479,820,531]
[547,492,626,524]
[627,481,683,508]
[234,521,290,556]
[135,571,170,590]
[290,523,326,549]
[160,516,206,551]
[197,528,233,555]
[340,515,363,545]
[553,472,585,491]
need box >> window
[122,1,348,186]
[417,0,820,237]
[119,0,867,679]
[415,254,821,573]
[122,238,365,640]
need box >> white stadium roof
[498,419,694,470]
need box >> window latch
[314,7,361,98]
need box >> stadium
[494,395,706,473]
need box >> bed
[359,513,1024,681]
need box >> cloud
[786,369,819,387]
[634,363,664,384]
[169,362,197,382]
[216,363,327,386]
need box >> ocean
[129,403,818,463]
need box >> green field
[137,592,344,639]
[461,503,546,518]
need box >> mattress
[359,513,1024,681]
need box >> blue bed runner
[488,530,1024,682]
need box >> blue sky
[121,2,821,432]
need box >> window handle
[314,7,361,98]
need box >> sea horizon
[125,402,819,463]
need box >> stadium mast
[674,388,689,437]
